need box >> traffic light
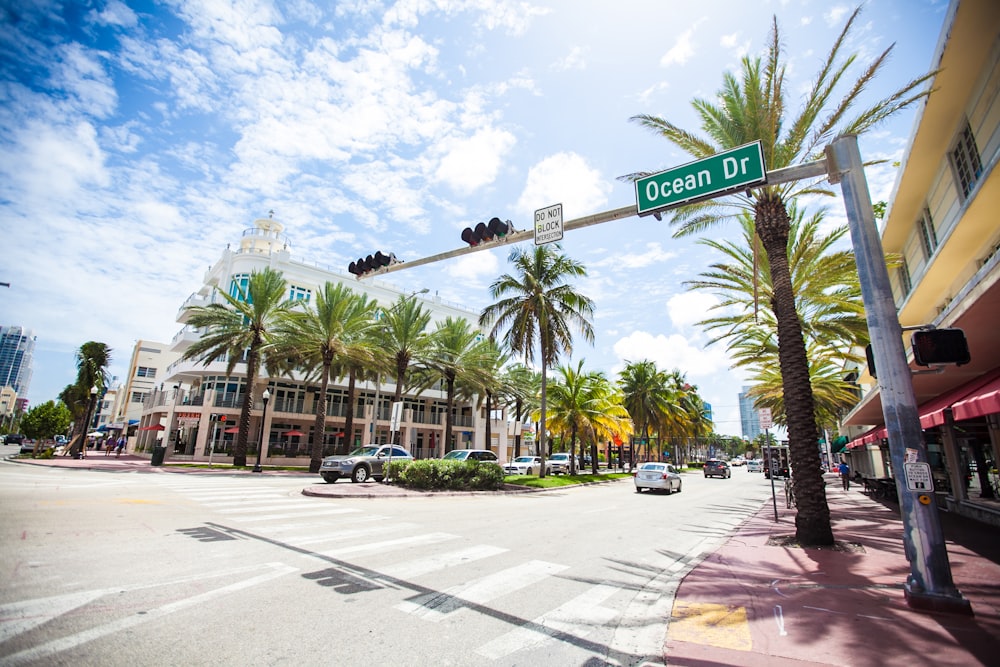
[461,217,511,246]
[911,328,971,366]
[348,251,399,276]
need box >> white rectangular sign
[390,401,403,431]
[534,203,563,245]
[904,462,934,492]
[758,408,772,429]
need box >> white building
[137,215,521,465]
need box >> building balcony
[176,292,217,324]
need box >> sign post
[635,141,766,216]
[758,408,778,522]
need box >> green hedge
[388,459,505,491]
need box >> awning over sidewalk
[952,372,1000,422]
[846,426,887,450]
[920,366,1000,427]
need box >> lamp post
[253,388,271,473]
[78,385,98,459]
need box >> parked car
[441,449,499,463]
[730,457,746,466]
[502,455,549,476]
[5,433,24,446]
[704,459,732,479]
[319,445,413,483]
[746,459,764,472]
[547,452,577,474]
[634,462,683,494]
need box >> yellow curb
[669,600,752,651]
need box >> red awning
[952,373,1000,422]
[846,425,887,450]
[920,367,1000,428]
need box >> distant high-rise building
[738,386,761,441]
[0,325,36,396]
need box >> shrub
[395,459,505,491]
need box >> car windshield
[514,457,535,463]
[348,446,380,457]
[640,463,666,471]
[551,454,569,459]
[442,451,467,460]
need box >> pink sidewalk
[665,476,1000,666]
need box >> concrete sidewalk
[665,475,1000,666]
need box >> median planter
[391,459,505,491]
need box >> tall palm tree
[380,293,432,445]
[65,341,111,456]
[274,282,378,473]
[546,361,630,474]
[497,364,540,458]
[182,268,294,467]
[627,7,933,545]
[480,244,594,478]
[419,317,494,457]
[618,359,675,465]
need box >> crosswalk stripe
[215,501,327,514]
[476,584,619,659]
[320,532,458,559]
[381,545,509,580]
[234,507,363,522]
[396,560,568,622]
[283,522,419,546]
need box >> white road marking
[381,545,509,580]
[285,522,420,545]
[321,532,458,559]
[232,507,365,522]
[476,583,619,659]
[396,560,568,622]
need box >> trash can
[151,445,167,466]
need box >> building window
[951,121,982,199]
[131,392,147,403]
[289,285,311,302]
[898,258,912,296]
[917,207,937,258]
[136,366,156,378]
[229,274,250,302]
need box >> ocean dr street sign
[534,203,563,245]
[635,140,767,216]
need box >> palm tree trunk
[310,366,330,474]
[485,393,492,451]
[235,348,260,467]
[538,365,547,479]
[514,398,523,457]
[756,194,833,546]
[442,375,454,457]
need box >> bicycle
[784,477,795,508]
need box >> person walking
[115,435,126,458]
[838,460,851,490]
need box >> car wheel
[526,467,534,475]
[676,481,682,493]
[351,466,370,483]
[704,473,709,478]
[664,484,672,495]
[321,474,339,484]
[726,470,731,478]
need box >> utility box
[764,445,790,479]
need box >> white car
[634,462,683,494]
[730,457,746,466]
[502,455,548,475]
[547,452,575,474]
[746,459,764,472]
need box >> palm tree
[380,293,432,445]
[64,341,111,456]
[547,361,630,474]
[618,360,675,465]
[419,317,494,457]
[274,282,378,473]
[627,7,933,545]
[497,364,540,458]
[182,267,295,467]
[480,244,594,478]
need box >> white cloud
[660,20,706,67]
[516,152,612,220]
[552,46,587,71]
[612,330,731,379]
[435,127,517,191]
[667,291,719,329]
[824,6,850,27]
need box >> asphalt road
[0,455,774,666]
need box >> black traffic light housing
[911,328,971,366]
[348,251,399,276]
[461,217,510,246]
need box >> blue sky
[1,0,948,436]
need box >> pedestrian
[839,460,851,490]
[105,437,114,456]
[115,435,126,458]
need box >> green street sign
[635,140,767,216]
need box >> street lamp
[252,388,271,473]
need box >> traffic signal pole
[829,135,970,614]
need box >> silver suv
[547,452,576,474]
[320,445,413,483]
[441,449,498,463]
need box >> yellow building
[842,0,1000,525]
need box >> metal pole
[253,390,270,473]
[767,431,778,522]
[209,423,217,466]
[829,135,970,614]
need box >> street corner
[667,599,753,652]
